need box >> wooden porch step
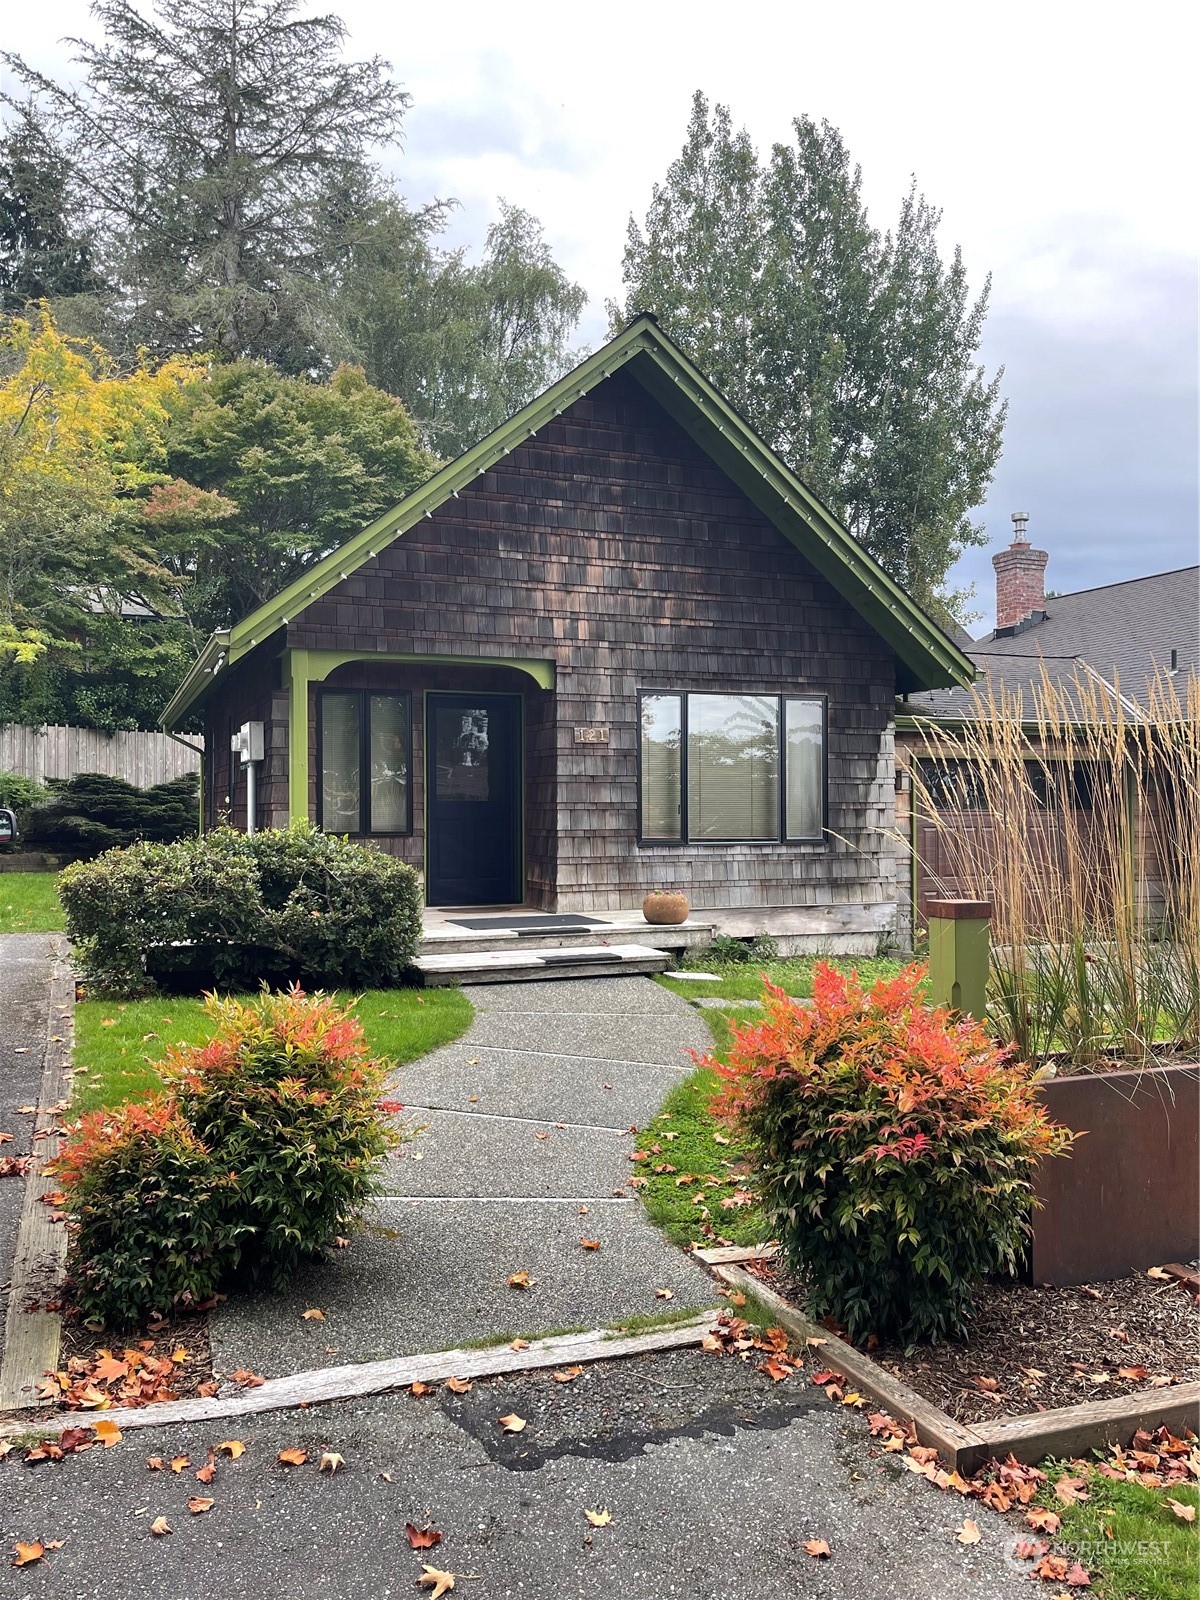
[411,943,673,986]
[418,920,714,957]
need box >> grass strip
[0,871,65,934]
[1039,1464,1199,1600]
[633,1002,770,1250]
[72,987,473,1115]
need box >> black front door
[426,693,522,906]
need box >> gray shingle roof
[903,566,1199,719]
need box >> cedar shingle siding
[206,370,898,921]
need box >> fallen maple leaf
[956,1518,982,1545]
[444,1376,472,1394]
[580,1238,601,1250]
[1146,1266,1172,1280]
[759,1358,792,1383]
[187,1497,214,1514]
[92,1418,123,1447]
[231,1368,265,1388]
[146,1456,165,1470]
[149,1517,171,1537]
[507,1271,535,1290]
[1055,1476,1089,1505]
[277,1448,308,1466]
[11,1542,45,1567]
[654,1288,674,1300]
[319,1451,345,1474]
[1167,1498,1197,1522]
[416,1565,457,1598]
[584,1508,612,1527]
[509,1339,530,1352]
[803,1538,831,1559]
[551,1366,583,1384]
[1064,1560,1092,1586]
[498,1413,526,1433]
[974,1375,999,1393]
[169,1455,191,1473]
[216,1440,246,1458]
[301,1308,325,1322]
[1026,1507,1062,1533]
[410,1381,433,1397]
[406,1524,443,1549]
[195,1458,216,1485]
[1118,1365,1149,1381]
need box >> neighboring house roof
[902,566,1199,723]
[162,315,975,728]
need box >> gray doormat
[446,914,608,933]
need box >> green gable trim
[163,314,974,728]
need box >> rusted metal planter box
[1033,1063,1200,1286]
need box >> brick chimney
[992,512,1048,633]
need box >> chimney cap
[1011,510,1030,543]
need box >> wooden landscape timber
[708,1261,1200,1475]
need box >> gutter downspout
[163,729,205,835]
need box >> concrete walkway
[211,977,720,1375]
[0,1348,1032,1600]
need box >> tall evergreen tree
[0,126,103,312]
[334,198,586,459]
[613,93,1005,614]
[2,0,409,368]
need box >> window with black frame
[639,692,826,843]
[319,691,412,835]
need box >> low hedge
[59,822,423,995]
[21,772,199,855]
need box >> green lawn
[72,986,473,1115]
[1039,1465,1199,1600]
[634,1001,771,1249]
[658,953,909,1004]
[0,871,65,934]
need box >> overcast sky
[6,0,1197,628]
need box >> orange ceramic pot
[642,891,690,926]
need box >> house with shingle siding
[163,316,974,950]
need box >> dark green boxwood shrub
[58,822,423,994]
[22,772,199,855]
[714,964,1073,1345]
[55,1099,241,1328]
[164,988,399,1286]
[58,832,264,993]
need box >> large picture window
[639,693,826,844]
[319,691,412,835]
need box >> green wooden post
[926,899,992,1020]
[285,648,310,825]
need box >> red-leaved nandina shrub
[56,1099,241,1329]
[712,963,1072,1345]
[160,986,400,1287]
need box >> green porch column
[285,648,310,824]
[927,898,992,1021]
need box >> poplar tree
[614,92,1006,614]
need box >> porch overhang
[282,649,556,825]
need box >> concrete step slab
[414,944,672,986]
[393,1046,687,1129]
[384,1109,632,1199]
[208,1196,719,1377]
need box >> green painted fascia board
[626,342,975,692]
[165,312,975,726]
[160,631,231,729]
[223,324,664,656]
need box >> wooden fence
[0,724,202,788]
